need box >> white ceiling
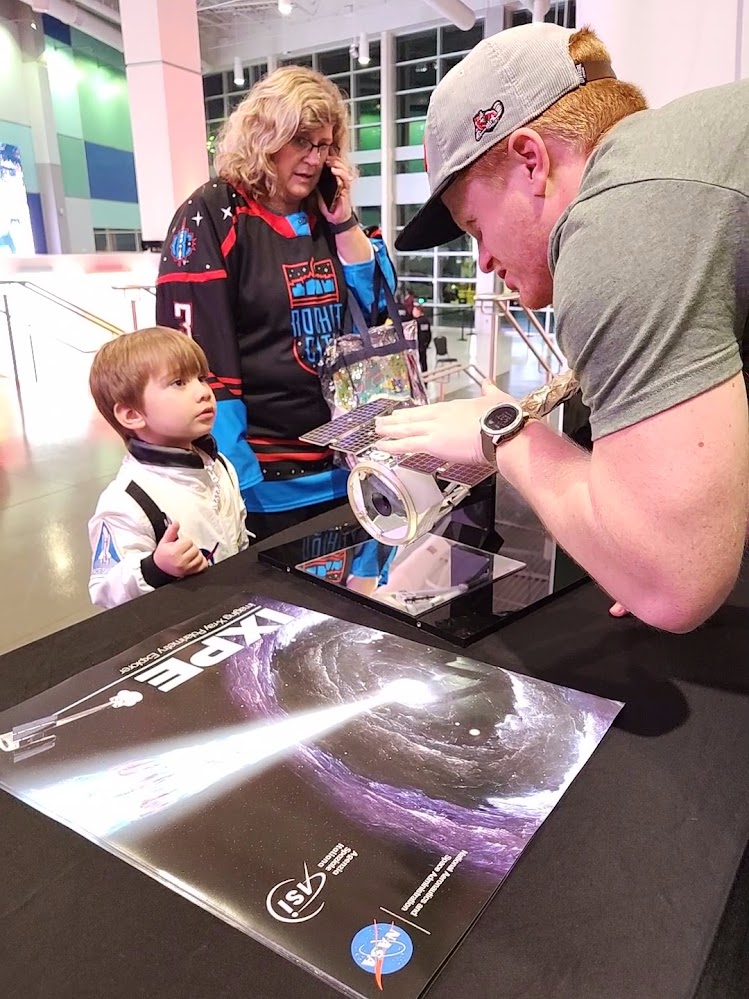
[69,0,505,68]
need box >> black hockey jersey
[155,180,394,513]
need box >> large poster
[0,144,35,256]
[0,598,621,999]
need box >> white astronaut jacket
[88,435,248,610]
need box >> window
[396,30,438,63]
[201,63,268,134]
[353,98,381,126]
[395,158,425,174]
[357,206,381,228]
[438,255,475,280]
[353,70,381,98]
[506,1,575,28]
[318,48,350,76]
[396,204,423,228]
[396,90,431,120]
[396,61,437,91]
[279,54,314,68]
[203,74,223,97]
[397,255,433,278]
[396,120,426,146]
[93,228,141,252]
[357,161,381,177]
[354,124,381,152]
[205,97,224,120]
[440,22,484,54]
[444,233,473,253]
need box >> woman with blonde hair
[156,66,395,541]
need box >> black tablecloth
[2,507,748,999]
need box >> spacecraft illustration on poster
[0,598,622,999]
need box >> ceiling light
[233,56,243,86]
[358,32,370,66]
[278,0,292,14]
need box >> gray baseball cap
[395,22,616,252]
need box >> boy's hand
[153,521,208,578]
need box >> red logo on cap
[473,100,505,141]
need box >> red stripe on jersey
[249,436,317,446]
[292,339,317,376]
[156,270,228,284]
[214,375,242,384]
[221,223,237,259]
[256,451,333,462]
[235,202,296,238]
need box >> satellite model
[301,370,580,546]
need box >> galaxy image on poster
[0,598,622,999]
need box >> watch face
[484,404,521,434]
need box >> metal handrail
[0,280,124,338]
[475,292,564,382]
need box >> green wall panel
[0,120,38,192]
[69,29,125,71]
[58,134,90,197]
[90,199,141,230]
[76,56,133,151]
[45,40,84,140]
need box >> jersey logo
[300,552,346,583]
[284,256,343,373]
[473,100,504,141]
[92,523,121,575]
[170,218,197,266]
[282,257,339,308]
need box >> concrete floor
[0,323,553,657]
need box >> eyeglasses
[290,135,340,159]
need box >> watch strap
[329,213,359,235]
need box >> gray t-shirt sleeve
[552,179,746,440]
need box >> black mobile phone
[318,164,341,210]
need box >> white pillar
[379,29,395,258]
[576,0,747,109]
[120,0,209,245]
[18,15,68,253]
[483,2,504,37]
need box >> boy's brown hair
[89,327,209,441]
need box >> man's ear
[506,127,551,196]
[113,402,146,435]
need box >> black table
[2,507,748,999]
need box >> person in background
[377,23,748,633]
[412,304,432,373]
[156,66,395,543]
[87,328,248,609]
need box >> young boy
[88,327,249,609]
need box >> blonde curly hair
[214,65,353,203]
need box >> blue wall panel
[42,14,71,46]
[84,142,138,203]
[26,193,47,254]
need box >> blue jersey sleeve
[341,234,397,321]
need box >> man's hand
[376,380,510,465]
[153,521,208,578]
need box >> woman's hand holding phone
[317,156,353,225]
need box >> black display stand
[259,480,586,647]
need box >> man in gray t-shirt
[376,23,748,633]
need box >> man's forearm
[493,419,732,631]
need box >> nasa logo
[266,863,327,924]
[350,922,414,990]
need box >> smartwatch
[479,402,528,464]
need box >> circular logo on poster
[350,922,414,985]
